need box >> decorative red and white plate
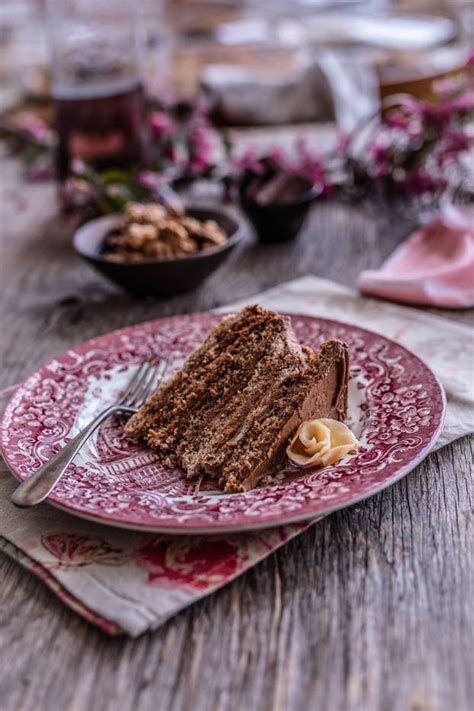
[1,313,445,534]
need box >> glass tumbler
[46,0,145,181]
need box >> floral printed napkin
[1,276,472,636]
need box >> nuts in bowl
[73,202,243,296]
[102,202,228,263]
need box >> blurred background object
[0,0,472,213]
[0,1,48,109]
[1,1,471,111]
[167,0,471,129]
[47,0,145,180]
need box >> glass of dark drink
[46,0,145,182]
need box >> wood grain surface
[0,155,472,711]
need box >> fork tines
[120,357,167,409]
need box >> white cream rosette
[287,418,360,467]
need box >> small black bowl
[73,205,244,296]
[238,181,317,244]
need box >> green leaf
[100,168,133,186]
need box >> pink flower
[165,143,188,165]
[233,147,265,174]
[419,100,455,126]
[294,136,330,188]
[402,168,445,197]
[445,130,472,153]
[191,97,212,120]
[385,110,410,130]
[137,170,164,191]
[267,146,287,167]
[189,155,211,175]
[61,177,94,207]
[407,119,423,140]
[369,143,392,177]
[71,158,86,175]
[187,126,214,173]
[297,157,324,183]
[15,111,53,144]
[452,93,474,115]
[189,125,212,150]
[149,111,174,139]
[437,130,473,166]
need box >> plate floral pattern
[1,313,445,533]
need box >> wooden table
[1,155,472,711]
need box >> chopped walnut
[102,201,228,263]
[126,223,157,249]
[180,216,205,239]
[124,202,166,225]
[201,220,227,246]
[147,241,175,260]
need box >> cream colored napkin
[0,276,472,636]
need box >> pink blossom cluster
[14,111,54,145]
[3,52,473,214]
[360,66,474,201]
[233,138,335,196]
[60,102,218,212]
[147,101,216,178]
[232,55,473,204]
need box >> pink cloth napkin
[358,206,474,308]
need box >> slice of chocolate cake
[125,306,349,492]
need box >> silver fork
[11,358,167,508]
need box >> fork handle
[11,405,120,507]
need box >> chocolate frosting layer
[239,340,349,491]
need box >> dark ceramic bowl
[238,181,317,244]
[73,205,243,296]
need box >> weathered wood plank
[0,155,472,711]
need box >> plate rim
[1,311,446,534]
